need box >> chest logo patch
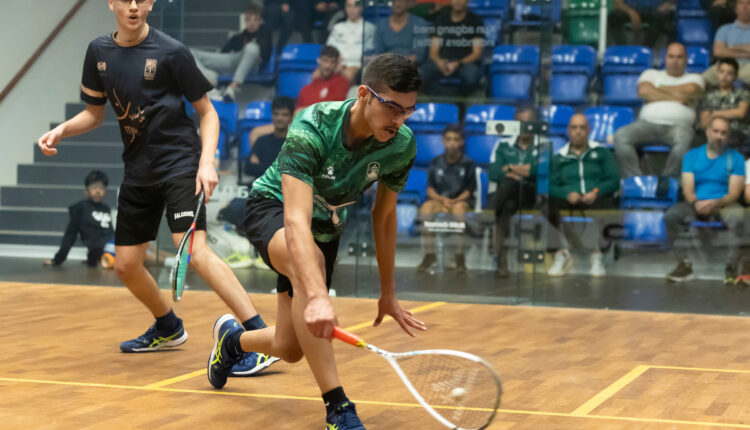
[323,165,336,180]
[366,162,380,182]
[144,59,157,80]
[97,61,106,72]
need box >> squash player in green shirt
[206,54,428,429]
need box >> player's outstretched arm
[281,173,338,339]
[371,183,427,337]
[37,104,105,156]
[192,94,220,201]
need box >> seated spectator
[297,45,351,110]
[191,3,271,101]
[419,0,483,96]
[614,42,705,178]
[703,0,750,87]
[411,0,450,20]
[665,117,745,283]
[263,0,294,53]
[326,0,376,83]
[244,96,295,180]
[417,125,476,275]
[546,114,620,278]
[698,58,750,156]
[608,0,676,46]
[488,107,541,278]
[374,0,429,64]
[317,0,345,39]
[702,0,737,30]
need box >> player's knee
[280,346,304,363]
[114,258,139,279]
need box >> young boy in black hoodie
[44,170,113,267]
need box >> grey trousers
[613,119,695,178]
[664,201,744,263]
[191,42,261,86]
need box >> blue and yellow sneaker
[325,401,366,430]
[120,320,188,353]
[230,352,281,377]
[207,314,243,389]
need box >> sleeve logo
[366,162,380,182]
[97,61,107,72]
[144,59,157,80]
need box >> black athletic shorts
[115,174,207,246]
[243,194,338,297]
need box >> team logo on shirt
[366,162,380,182]
[144,59,157,80]
[97,61,106,72]
[92,211,111,228]
[323,165,336,180]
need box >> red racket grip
[333,327,366,348]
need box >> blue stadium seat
[508,0,562,31]
[583,106,634,143]
[477,168,489,208]
[400,168,429,204]
[277,71,314,99]
[396,203,420,236]
[490,73,534,102]
[218,49,277,85]
[677,0,708,17]
[602,74,642,107]
[623,211,668,243]
[550,136,567,153]
[469,0,509,18]
[239,101,272,159]
[490,45,539,102]
[541,104,574,137]
[466,135,498,166]
[211,100,239,159]
[483,16,503,49]
[278,44,321,71]
[550,74,589,105]
[601,46,652,75]
[407,103,460,134]
[464,104,515,134]
[552,45,597,76]
[677,18,713,50]
[415,134,445,167]
[364,5,392,20]
[621,175,679,209]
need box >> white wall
[0,0,114,187]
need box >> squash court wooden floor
[2,281,750,429]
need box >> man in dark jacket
[546,114,620,278]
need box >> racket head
[387,349,502,430]
[171,226,195,302]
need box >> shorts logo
[366,162,380,182]
[144,59,157,80]
[174,211,194,220]
[97,61,106,72]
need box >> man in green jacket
[546,114,620,277]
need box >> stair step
[17,164,123,186]
[1,185,118,208]
[0,230,64,246]
[65,103,117,123]
[33,142,122,164]
[0,207,70,231]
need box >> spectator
[546,114,620,278]
[608,0,676,46]
[702,0,737,30]
[192,3,272,101]
[297,45,351,109]
[374,0,430,64]
[665,116,745,283]
[411,0,451,20]
[326,0,376,83]
[698,57,750,156]
[263,1,295,53]
[44,170,113,268]
[614,43,705,178]
[317,0,345,39]
[244,96,295,180]
[488,107,541,278]
[704,0,750,87]
[419,0,484,96]
[417,125,476,275]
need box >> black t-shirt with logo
[53,199,114,265]
[427,153,477,200]
[81,27,213,186]
[430,8,484,61]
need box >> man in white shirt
[326,0,376,83]
[614,42,705,178]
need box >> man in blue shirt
[665,116,746,283]
[374,0,429,64]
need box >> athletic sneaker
[207,314,243,389]
[230,352,281,377]
[325,401,366,430]
[254,256,271,270]
[120,320,188,353]
[667,260,694,282]
[417,253,436,272]
[547,249,573,277]
[589,251,606,277]
[224,252,253,269]
[725,263,738,285]
[223,85,237,102]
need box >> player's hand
[567,191,582,205]
[373,293,427,337]
[196,161,218,202]
[305,295,338,339]
[38,126,63,156]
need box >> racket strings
[395,353,500,429]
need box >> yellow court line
[4,376,750,428]
[144,301,447,389]
[650,365,750,375]
[571,364,651,416]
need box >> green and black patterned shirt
[251,99,416,242]
[702,87,750,135]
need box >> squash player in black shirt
[36,0,278,377]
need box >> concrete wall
[0,0,114,187]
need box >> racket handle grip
[333,327,366,348]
